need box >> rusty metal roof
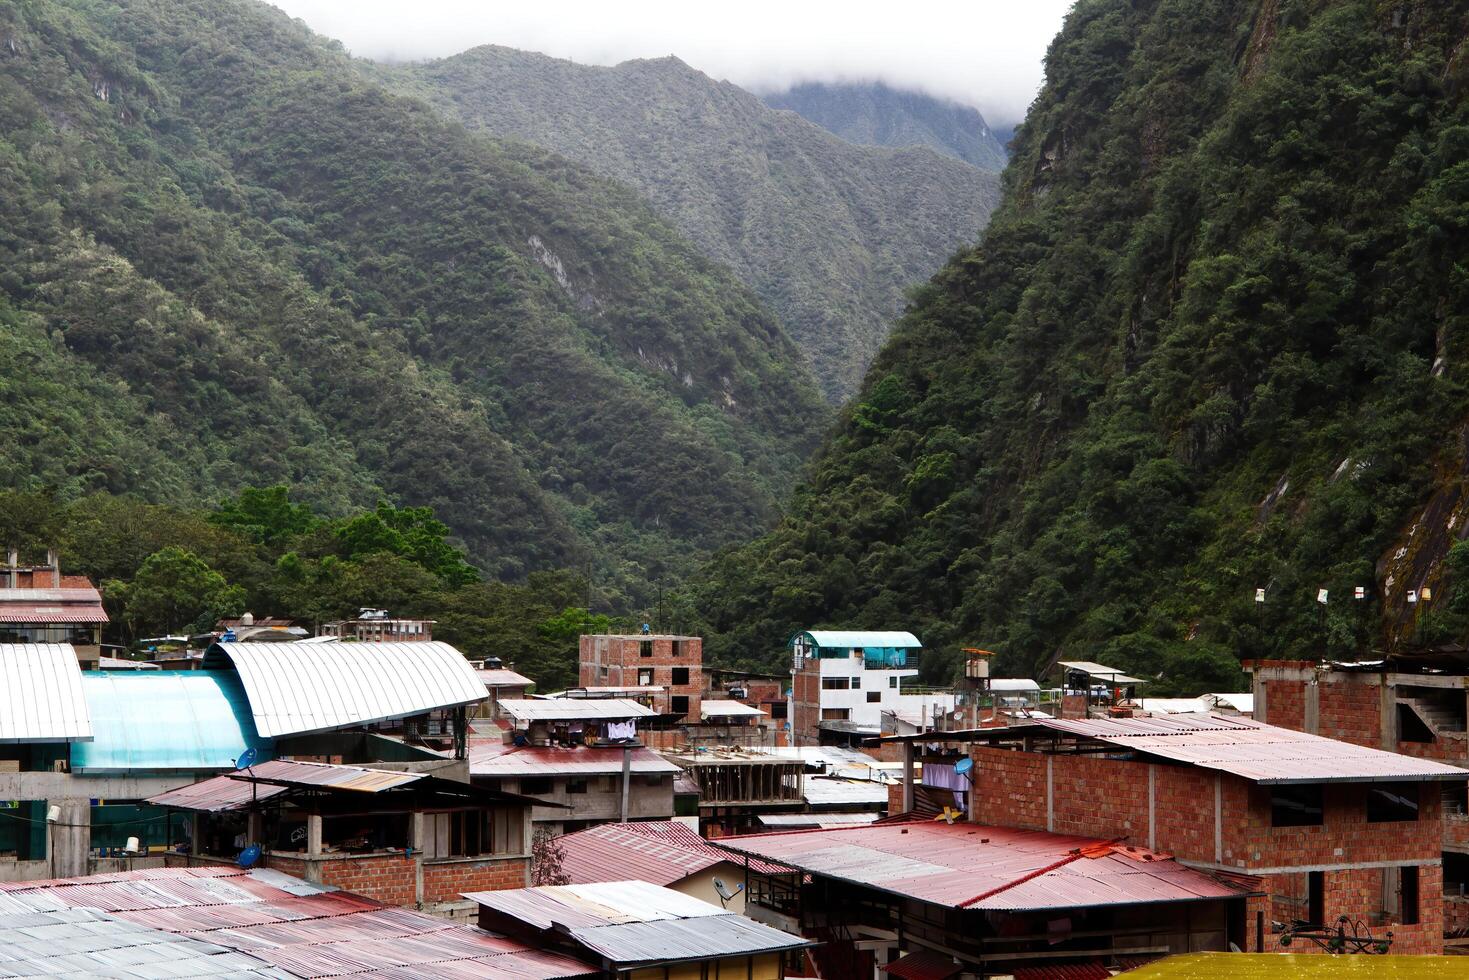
[1022,714,1469,784]
[464,880,809,967]
[0,600,108,623]
[557,822,789,886]
[0,866,598,978]
[147,760,424,812]
[882,948,964,980]
[0,643,92,743]
[148,772,292,812]
[714,821,1251,912]
[468,742,680,777]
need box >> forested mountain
[380,49,1002,400]
[694,0,1469,689]
[0,0,828,603]
[761,81,1009,172]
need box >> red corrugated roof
[558,822,790,886]
[0,866,598,978]
[881,948,963,980]
[469,742,682,777]
[0,601,108,623]
[715,821,1251,912]
[1011,963,1111,980]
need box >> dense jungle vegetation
[693,0,1469,691]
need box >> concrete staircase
[1401,696,1468,740]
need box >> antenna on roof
[712,876,744,908]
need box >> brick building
[579,634,702,722]
[0,548,106,667]
[887,714,1468,955]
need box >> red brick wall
[1222,782,1442,871]
[1445,895,1469,936]
[1317,678,1381,747]
[1059,694,1087,719]
[268,854,417,907]
[971,747,1048,830]
[422,856,528,903]
[792,666,821,747]
[1263,680,1306,731]
[1046,754,1149,842]
[578,635,703,720]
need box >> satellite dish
[712,876,744,907]
[955,757,974,777]
[237,844,262,869]
[235,748,258,770]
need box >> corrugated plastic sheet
[468,742,680,777]
[0,866,598,979]
[498,699,655,722]
[881,948,964,980]
[714,821,1249,912]
[72,670,271,772]
[699,699,767,719]
[1019,714,1469,784]
[0,643,92,743]
[206,640,487,738]
[241,758,426,792]
[557,822,789,886]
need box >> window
[671,640,684,657]
[1308,871,1325,926]
[1271,784,1324,827]
[821,708,850,721]
[638,668,654,686]
[566,779,588,794]
[867,692,881,703]
[889,676,898,689]
[640,640,653,658]
[1400,866,1420,925]
[520,777,552,795]
[768,702,787,719]
[1367,782,1420,823]
[671,695,689,716]
[821,677,850,690]
[671,667,689,685]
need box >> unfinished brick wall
[1046,754,1149,842]
[1262,680,1306,730]
[1316,677,1382,747]
[267,854,417,908]
[578,635,703,720]
[1252,865,1445,955]
[421,856,528,903]
[792,668,822,747]
[971,747,1047,831]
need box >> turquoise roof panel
[790,631,922,649]
[72,671,272,773]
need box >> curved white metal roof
[794,630,921,649]
[0,644,92,743]
[205,640,486,738]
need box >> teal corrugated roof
[791,631,922,649]
[72,671,272,773]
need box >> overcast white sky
[267,1,1075,125]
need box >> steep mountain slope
[379,49,1002,400]
[694,0,1469,687]
[0,0,828,593]
[761,81,1009,171]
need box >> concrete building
[0,551,105,667]
[321,607,434,641]
[465,879,811,979]
[788,630,955,746]
[886,713,1469,955]
[579,633,703,724]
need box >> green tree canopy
[107,547,246,638]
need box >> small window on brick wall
[640,640,653,658]
[671,695,689,716]
[638,668,654,686]
[1271,784,1324,827]
[671,667,689,685]
[1400,866,1420,925]
[1367,782,1420,823]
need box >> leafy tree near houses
[106,547,246,639]
[531,828,570,886]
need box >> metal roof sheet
[72,671,271,773]
[468,743,680,777]
[0,643,92,743]
[699,699,767,719]
[882,948,964,980]
[567,914,808,966]
[1015,714,1469,784]
[795,630,921,649]
[715,822,1250,912]
[556,822,789,886]
[147,761,424,812]
[1055,661,1145,683]
[0,866,598,979]
[205,641,487,737]
[758,812,882,828]
[499,698,656,722]
[1121,951,1469,977]
[0,587,101,602]
[1206,692,1255,713]
[478,668,535,689]
[0,600,109,623]
[803,775,891,807]
[148,773,292,812]
[466,879,724,930]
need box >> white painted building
[790,630,955,744]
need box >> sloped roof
[0,643,91,743]
[1055,661,1145,683]
[0,866,598,978]
[557,822,789,886]
[0,584,107,623]
[479,667,535,688]
[715,821,1250,911]
[699,699,767,719]
[499,698,656,722]
[204,640,486,737]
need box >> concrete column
[620,745,632,823]
[1304,681,1320,734]
[306,813,322,857]
[901,741,915,814]
[245,812,263,848]
[1381,680,1399,750]
[1252,672,1268,724]
[1046,756,1054,833]
[49,800,90,879]
[1213,776,1223,864]
[1147,764,1156,851]
[409,811,426,855]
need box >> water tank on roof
[485,656,504,669]
[239,612,254,627]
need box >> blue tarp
[71,671,272,773]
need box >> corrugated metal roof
[205,641,487,737]
[0,587,101,602]
[0,643,92,743]
[0,866,599,979]
[478,668,535,689]
[1055,661,1145,683]
[758,812,881,828]
[147,761,424,812]
[465,881,808,966]
[1015,714,1469,784]
[714,821,1250,912]
[557,822,789,886]
[72,671,271,772]
[803,775,891,807]
[468,743,680,777]
[149,773,292,812]
[882,948,963,980]
[498,699,656,722]
[699,700,767,719]
[0,600,109,623]
[795,630,921,649]
[1206,692,1254,713]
